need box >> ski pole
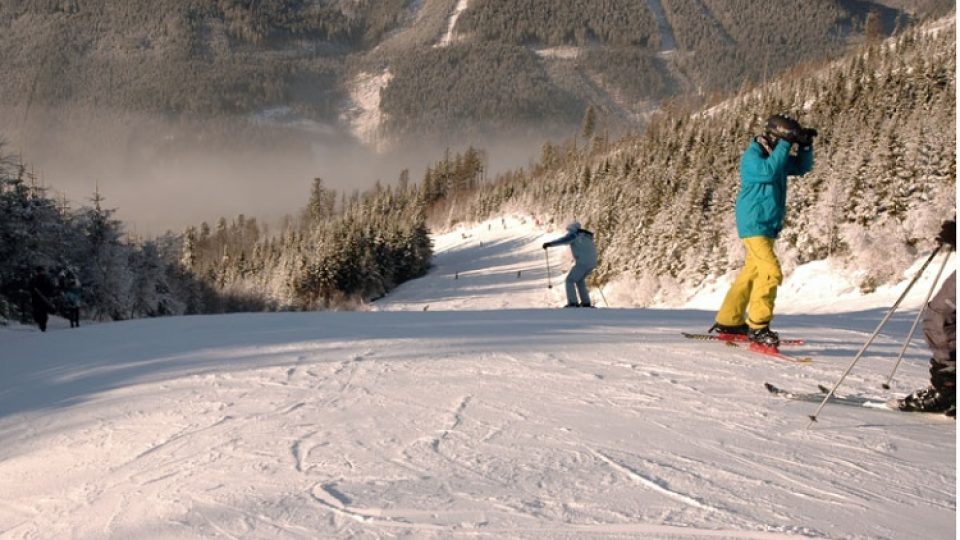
[807,244,945,425]
[882,246,952,389]
[587,273,610,307]
[544,249,553,289]
[597,285,610,307]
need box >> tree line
[0,153,220,323]
[178,146,486,310]
[0,144,487,324]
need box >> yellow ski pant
[716,236,783,329]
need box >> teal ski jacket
[735,138,813,239]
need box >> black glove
[937,220,955,248]
[796,127,818,147]
[542,242,550,250]
[757,134,782,154]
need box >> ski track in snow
[0,215,955,538]
[591,449,723,513]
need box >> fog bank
[3,108,567,235]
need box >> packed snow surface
[1,216,955,539]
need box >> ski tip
[748,342,780,355]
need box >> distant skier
[60,269,82,328]
[710,114,816,349]
[898,219,956,416]
[30,266,56,332]
[543,222,597,307]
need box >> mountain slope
[1,216,954,538]
[0,0,945,144]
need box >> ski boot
[897,386,954,414]
[708,322,750,342]
[747,326,780,353]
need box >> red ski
[681,332,812,364]
[680,332,805,346]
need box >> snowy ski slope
[1,216,955,539]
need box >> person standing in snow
[30,266,56,332]
[543,222,597,307]
[898,219,956,416]
[60,269,82,328]
[709,114,816,348]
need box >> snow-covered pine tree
[77,190,133,321]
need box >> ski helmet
[764,114,801,142]
[567,221,581,232]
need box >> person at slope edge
[898,219,956,416]
[709,114,816,349]
[30,266,56,332]
[60,268,82,328]
[543,222,597,308]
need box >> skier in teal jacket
[712,115,816,348]
[735,124,814,239]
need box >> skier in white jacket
[542,222,597,307]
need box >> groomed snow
[1,216,955,539]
